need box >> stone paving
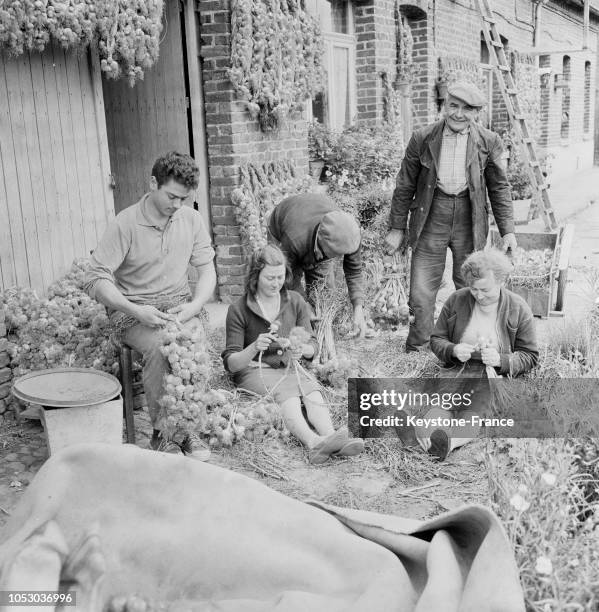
[0,409,159,528]
[1,420,48,526]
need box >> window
[584,61,591,134]
[480,35,493,128]
[561,55,571,139]
[306,0,356,130]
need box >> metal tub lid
[12,368,122,408]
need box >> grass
[486,439,599,611]
[485,299,599,610]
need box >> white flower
[535,556,553,575]
[509,493,530,512]
[541,472,557,487]
[517,483,529,495]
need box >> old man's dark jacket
[389,119,514,250]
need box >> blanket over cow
[0,443,525,611]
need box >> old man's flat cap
[447,81,486,107]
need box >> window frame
[307,1,357,130]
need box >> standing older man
[85,152,216,449]
[384,81,517,352]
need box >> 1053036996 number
[0,591,76,606]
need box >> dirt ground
[0,330,488,531]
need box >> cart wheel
[555,269,568,312]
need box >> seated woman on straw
[222,245,364,464]
[418,248,539,461]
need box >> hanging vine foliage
[394,2,417,85]
[230,160,313,250]
[0,0,164,85]
[228,0,325,131]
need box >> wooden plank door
[102,0,191,214]
[0,44,114,293]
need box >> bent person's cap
[317,210,361,257]
[447,81,486,108]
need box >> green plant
[507,160,534,200]
[329,182,392,228]
[323,125,404,189]
[308,120,335,161]
[503,130,534,200]
[486,438,599,610]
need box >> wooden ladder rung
[477,0,557,228]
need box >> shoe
[333,438,365,457]
[308,428,349,465]
[186,438,211,462]
[428,429,450,461]
[149,432,163,451]
[170,435,212,461]
[405,343,430,354]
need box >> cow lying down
[0,443,524,611]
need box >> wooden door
[0,45,113,293]
[102,0,191,214]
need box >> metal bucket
[12,368,123,455]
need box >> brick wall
[197,0,309,302]
[533,3,598,176]
[196,0,598,298]
[0,307,9,424]
[424,0,598,159]
[353,1,432,133]
[354,0,395,125]
[409,14,434,129]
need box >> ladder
[476,0,558,231]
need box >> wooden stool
[118,344,136,443]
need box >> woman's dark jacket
[222,289,317,372]
[430,287,538,377]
